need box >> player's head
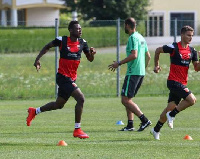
[68,20,82,38]
[124,17,136,34]
[181,25,194,34]
[181,26,194,44]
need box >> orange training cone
[57,140,68,146]
[183,135,193,140]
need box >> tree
[64,0,149,20]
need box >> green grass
[1,50,200,99]
[0,97,200,159]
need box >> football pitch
[0,97,200,159]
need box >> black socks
[154,121,164,132]
[169,108,179,117]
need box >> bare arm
[34,41,55,71]
[108,50,137,71]
[153,47,163,73]
[84,47,96,62]
[145,51,151,68]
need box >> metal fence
[0,19,200,99]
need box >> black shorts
[121,75,144,98]
[56,73,78,100]
[167,80,191,105]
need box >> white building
[0,0,66,27]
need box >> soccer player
[26,20,96,139]
[151,25,200,140]
[108,17,151,131]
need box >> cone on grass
[183,135,193,140]
[57,140,68,146]
[116,120,124,125]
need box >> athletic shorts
[121,75,144,98]
[56,73,78,100]
[167,80,191,105]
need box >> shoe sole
[73,136,89,139]
[119,129,135,131]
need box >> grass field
[0,97,200,159]
[1,50,200,99]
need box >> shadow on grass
[0,142,53,147]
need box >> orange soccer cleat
[73,128,89,139]
[26,107,36,126]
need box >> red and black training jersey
[52,36,89,81]
[163,42,198,85]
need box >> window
[170,13,194,36]
[146,14,164,36]
[18,9,26,26]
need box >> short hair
[125,17,136,29]
[181,25,194,34]
[68,20,79,31]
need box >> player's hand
[34,60,41,72]
[90,47,96,55]
[153,66,161,73]
[108,61,119,72]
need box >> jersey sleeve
[162,44,175,54]
[130,36,138,51]
[82,39,90,53]
[52,36,62,47]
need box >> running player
[26,20,96,139]
[151,25,200,140]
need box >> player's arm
[108,50,137,71]
[154,47,163,73]
[145,51,151,68]
[84,47,96,62]
[34,41,55,71]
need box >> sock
[154,121,164,132]
[127,120,133,128]
[139,114,148,123]
[36,107,41,115]
[75,123,81,129]
[169,108,179,117]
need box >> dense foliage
[64,0,149,20]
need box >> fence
[0,19,200,100]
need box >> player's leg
[176,93,196,111]
[121,75,151,131]
[166,82,194,128]
[71,88,85,124]
[119,108,134,131]
[26,96,67,126]
[26,74,71,126]
[71,88,89,139]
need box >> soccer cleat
[150,128,160,140]
[26,107,36,126]
[137,120,152,131]
[166,111,175,129]
[119,127,135,131]
[73,128,89,139]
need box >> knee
[121,98,129,106]
[57,103,65,109]
[189,97,196,106]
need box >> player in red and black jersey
[26,21,96,139]
[151,26,200,140]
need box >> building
[0,0,66,27]
[147,0,200,36]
